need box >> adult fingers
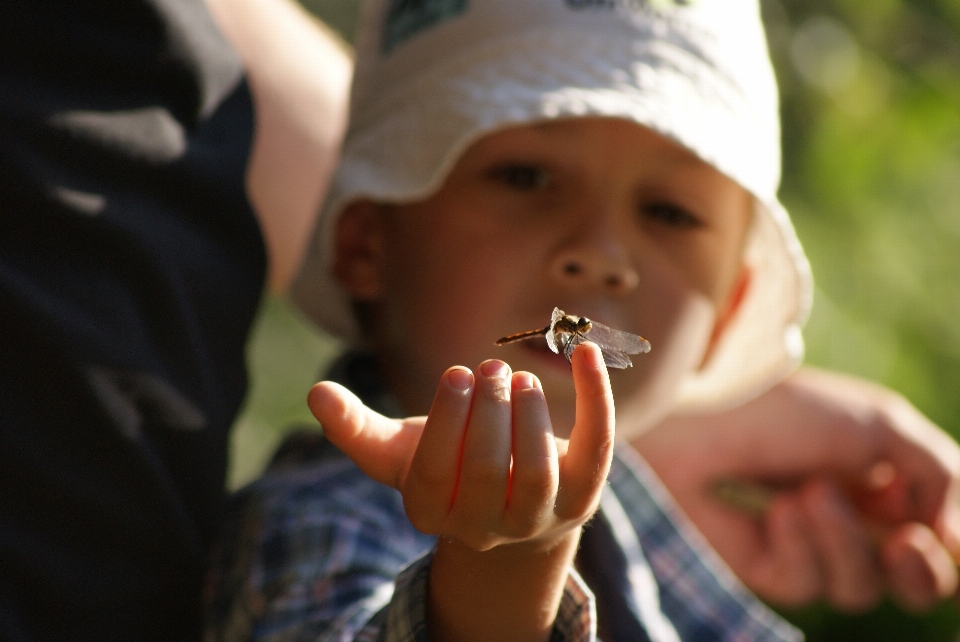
[503,371,559,537]
[745,495,822,607]
[755,369,960,530]
[403,367,475,532]
[557,342,615,521]
[307,381,421,488]
[938,506,960,567]
[446,360,514,549]
[800,478,883,612]
[862,389,960,528]
[883,523,959,613]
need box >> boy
[206,1,960,640]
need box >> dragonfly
[495,307,651,369]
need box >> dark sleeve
[0,2,265,641]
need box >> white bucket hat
[293,0,813,413]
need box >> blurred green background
[229,0,960,639]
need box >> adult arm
[205,0,352,293]
[633,366,960,613]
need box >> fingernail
[513,371,540,391]
[447,368,473,391]
[579,342,604,368]
[479,359,510,378]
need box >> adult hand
[632,366,960,613]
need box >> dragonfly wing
[550,307,566,327]
[546,308,566,355]
[584,321,651,355]
[547,331,561,355]
[598,345,634,369]
[562,333,633,369]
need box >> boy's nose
[549,241,640,295]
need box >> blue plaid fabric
[205,353,802,642]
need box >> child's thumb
[307,381,413,487]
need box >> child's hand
[307,342,614,547]
[308,343,614,642]
[635,367,960,614]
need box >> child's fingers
[307,381,423,488]
[503,372,559,536]
[446,360,514,548]
[557,342,615,521]
[403,367,475,531]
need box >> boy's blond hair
[293,0,812,414]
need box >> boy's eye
[643,202,701,228]
[488,164,550,190]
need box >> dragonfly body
[495,307,650,369]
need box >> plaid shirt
[205,353,802,642]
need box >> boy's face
[335,118,753,437]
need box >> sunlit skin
[313,118,753,641]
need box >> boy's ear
[699,265,752,370]
[332,200,385,301]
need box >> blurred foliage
[228,296,340,488]
[763,0,960,638]
[297,0,360,42]
[230,0,960,639]
[768,0,960,433]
